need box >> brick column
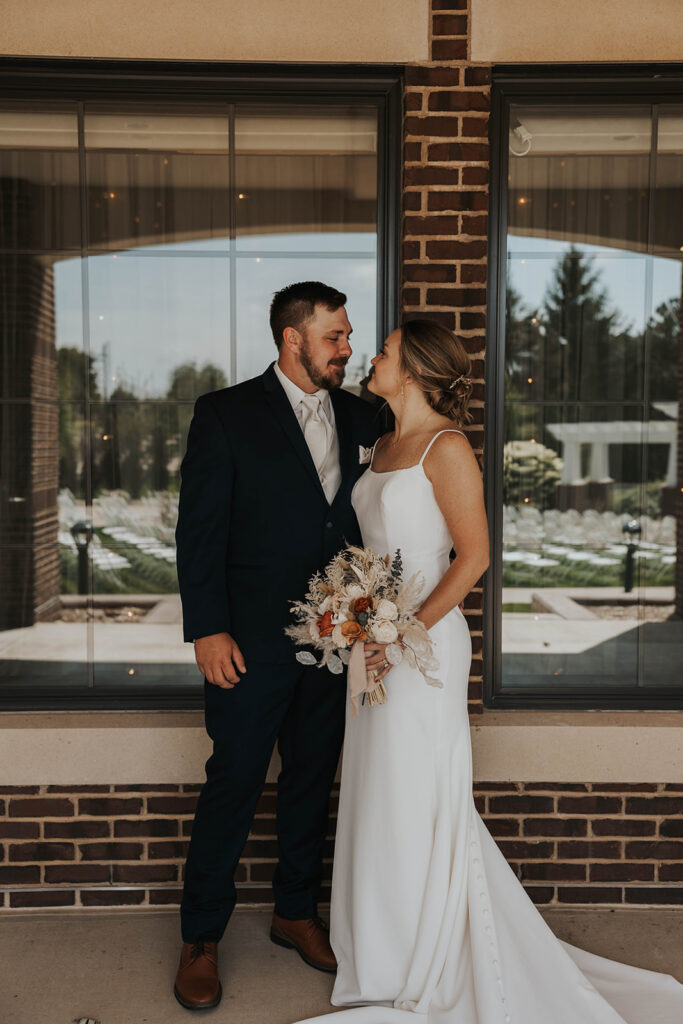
[0,178,60,629]
[402,0,490,713]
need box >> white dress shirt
[273,360,341,503]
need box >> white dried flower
[317,596,332,614]
[309,622,320,643]
[345,584,364,600]
[375,598,398,621]
[332,623,350,647]
[370,618,399,643]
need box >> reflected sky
[53,233,377,398]
[507,234,681,331]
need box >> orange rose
[341,620,366,643]
[317,610,334,637]
[352,596,373,614]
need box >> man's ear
[282,326,302,353]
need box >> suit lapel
[262,363,328,502]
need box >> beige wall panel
[1,0,429,63]
[471,0,683,63]
[1,711,681,784]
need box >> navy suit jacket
[175,362,383,663]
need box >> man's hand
[194,632,246,689]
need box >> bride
[293,318,683,1024]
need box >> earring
[400,380,405,403]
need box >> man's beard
[300,335,347,391]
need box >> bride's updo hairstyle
[399,318,474,427]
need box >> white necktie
[300,394,334,499]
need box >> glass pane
[86,253,230,400]
[88,402,197,689]
[0,104,81,250]
[508,105,651,253]
[235,256,376,392]
[85,108,230,251]
[235,106,377,253]
[506,251,647,403]
[89,402,190,520]
[653,107,683,255]
[0,401,88,690]
[501,403,646,691]
[637,252,682,687]
[0,253,85,402]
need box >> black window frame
[0,57,402,710]
[485,63,683,710]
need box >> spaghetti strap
[369,439,379,468]
[418,428,466,466]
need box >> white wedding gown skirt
[294,431,683,1024]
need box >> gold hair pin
[449,374,472,390]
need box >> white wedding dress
[294,429,683,1024]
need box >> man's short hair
[269,281,347,349]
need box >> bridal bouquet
[285,545,442,715]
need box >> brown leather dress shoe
[270,913,337,973]
[174,940,222,1011]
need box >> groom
[173,281,382,1010]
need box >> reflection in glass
[654,107,683,255]
[502,103,682,697]
[236,256,376,390]
[506,250,646,404]
[1,98,383,701]
[85,109,230,251]
[501,403,652,689]
[235,107,377,253]
[0,105,81,250]
[508,105,651,253]
[87,254,230,400]
[1,399,88,690]
[0,253,84,402]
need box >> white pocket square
[359,445,373,465]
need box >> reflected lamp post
[621,518,641,594]
[70,520,93,595]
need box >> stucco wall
[470,0,683,63]
[3,0,682,65]
[1,0,429,63]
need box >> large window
[0,62,401,708]
[487,69,683,708]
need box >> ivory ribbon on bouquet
[348,639,386,716]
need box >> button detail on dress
[326,521,333,529]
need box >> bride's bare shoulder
[422,427,477,476]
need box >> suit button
[326,521,333,529]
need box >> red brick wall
[1,782,681,910]
[403,1,490,716]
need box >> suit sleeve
[175,393,234,643]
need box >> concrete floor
[1,906,682,1024]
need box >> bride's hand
[364,641,391,682]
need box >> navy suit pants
[180,658,346,942]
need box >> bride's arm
[417,431,490,631]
